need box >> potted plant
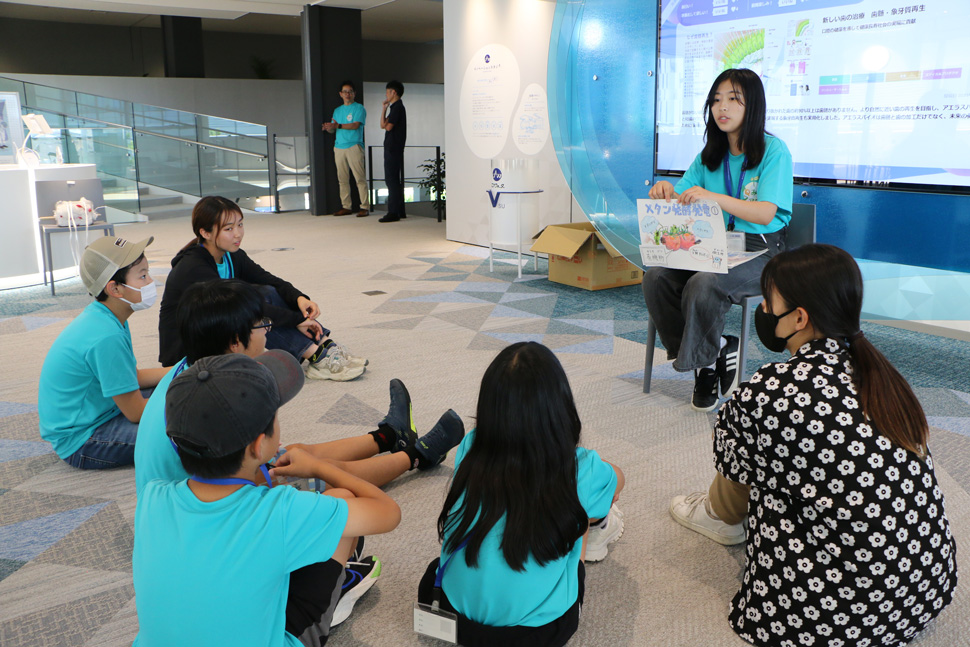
[417,153,445,220]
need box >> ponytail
[763,244,930,459]
[847,332,928,457]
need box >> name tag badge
[414,602,458,643]
[726,231,746,253]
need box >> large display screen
[656,0,970,189]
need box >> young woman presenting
[643,68,793,411]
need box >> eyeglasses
[340,90,355,95]
[252,318,273,333]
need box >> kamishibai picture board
[0,92,24,165]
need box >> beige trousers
[708,472,751,525]
[334,145,369,210]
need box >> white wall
[5,73,305,138]
[443,0,575,247]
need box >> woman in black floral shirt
[670,244,957,647]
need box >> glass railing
[0,75,275,218]
[367,145,445,221]
[273,135,311,212]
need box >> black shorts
[417,557,586,647]
[286,559,344,646]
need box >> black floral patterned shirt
[714,338,957,647]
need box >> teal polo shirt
[675,134,794,234]
[331,102,366,149]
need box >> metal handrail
[134,129,268,159]
[19,105,267,159]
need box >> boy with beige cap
[38,235,168,469]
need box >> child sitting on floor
[418,342,625,647]
[38,235,167,469]
[133,352,401,646]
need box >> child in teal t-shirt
[38,235,167,469]
[418,342,625,647]
[133,352,401,647]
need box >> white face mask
[121,281,158,311]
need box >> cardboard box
[531,222,643,291]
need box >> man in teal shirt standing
[323,80,369,217]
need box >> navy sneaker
[379,379,417,451]
[415,410,465,470]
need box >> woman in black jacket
[157,196,366,381]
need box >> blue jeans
[257,286,330,361]
[65,388,154,470]
[641,228,787,371]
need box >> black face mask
[755,305,798,353]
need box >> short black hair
[386,80,404,97]
[175,418,273,479]
[340,80,356,93]
[96,254,146,302]
[177,279,264,363]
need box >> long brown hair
[761,244,928,457]
[180,196,243,252]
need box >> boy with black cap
[38,235,168,469]
[134,279,466,497]
[133,351,401,646]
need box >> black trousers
[417,557,585,647]
[383,146,406,216]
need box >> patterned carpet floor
[1,212,969,646]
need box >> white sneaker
[335,343,368,369]
[669,492,746,545]
[305,348,365,381]
[585,504,624,562]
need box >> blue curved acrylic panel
[548,0,659,262]
[548,0,970,322]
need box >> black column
[161,16,205,78]
[302,5,363,216]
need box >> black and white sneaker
[717,335,741,399]
[330,556,382,628]
[691,367,719,412]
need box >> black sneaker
[691,368,719,412]
[330,556,381,627]
[717,335,741,399]
[379,379,417,451]
[415,409,465,470]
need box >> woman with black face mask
[669,244,957,647]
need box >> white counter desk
[0,163,100,291]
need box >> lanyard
[722,154,747,231]
[166,359,189,456]
[191,464,273,488]
[434,536,471,589]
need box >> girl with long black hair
[418,342,625,647]
[643,68,794,412]
[671,244,957,646]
